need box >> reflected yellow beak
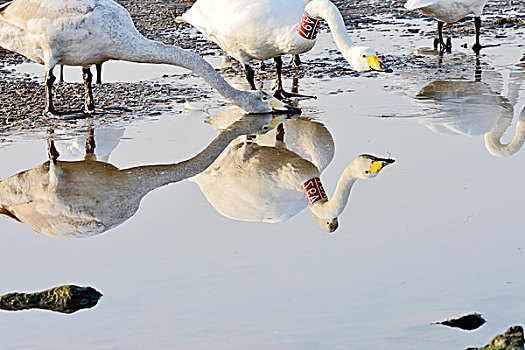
[367,56,383,71]
[266,115,287,130]
[369,158,395,173]
[268,96,301,114]
[370,160,384,173]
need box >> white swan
[0,114,277,237]
[176,0,389,99]
[404,0,489,51]
[0,0,298,116]
[191,121,394,232]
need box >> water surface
[0,13,524,350]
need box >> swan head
[344,47,391,73]
[351,154,395,179]
[239,91,301,114]
[313,214,339,233]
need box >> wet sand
[0,0,523,129]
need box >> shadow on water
[0,113,279,237]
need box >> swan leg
[435,21,447,52]
[273,56,315,100]
[244,64,256,90]
[82,67,95,113]
[472,17,482,53]
[85,124,96,155]
[47,136,60,164]
[59,65,64,83]
[259,60,266,71]
[291,54,302,67]
[44,69,58,116]
[276,123,285,142]
[95,63,102,85]
[43,69,87,119]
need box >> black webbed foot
[273,88,316,100]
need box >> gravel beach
[0,0,523,131]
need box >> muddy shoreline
[0,0,523,131]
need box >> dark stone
[0,285,102,314]
[437,313,486,331]
[466,325,524,350]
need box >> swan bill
[367,56,392,73]
[369,158,395,173]
[267,96,302,115]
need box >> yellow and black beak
[367,56,393,73]
[267,96,302,115]
[369,157,395,174]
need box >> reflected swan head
[313,215,339,233]
[243,91,301,114]
[353,154,396,179]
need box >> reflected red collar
[302,177,327,206]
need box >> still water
[0,14,524,350]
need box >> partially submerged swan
[176,0,389,99]
[404,0,489,52]
[0,114,277,237]
[0,0,297,116]
[191,121,394,232]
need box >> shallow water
[1,13,525,350]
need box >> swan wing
[177,0,306,61]
[0,0,96,31]
[404,0,488,21]
[191,142,318,222]
[404,0,437,11]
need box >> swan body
[0,0,295,114]
[176,0,385,96]
[255,117,335,172]
[193,142,322,223]
[404,0,489,51]
[404,0,488,23]
[0,114,276,237]
[180,0,308,62]
[191,121,394,232]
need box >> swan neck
[111,34,243,105]
[309,164,358,219]
[484,108,525,158]
[122,118,268,193]
[305,0,355,53]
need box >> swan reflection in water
[412,57,525,157]
[191,117,394,233]
[0,114,277,237]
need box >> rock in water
[0,285,102,314]
[436,313,486,330]
[466,325,524,350]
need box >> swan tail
[404,0,436,11]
